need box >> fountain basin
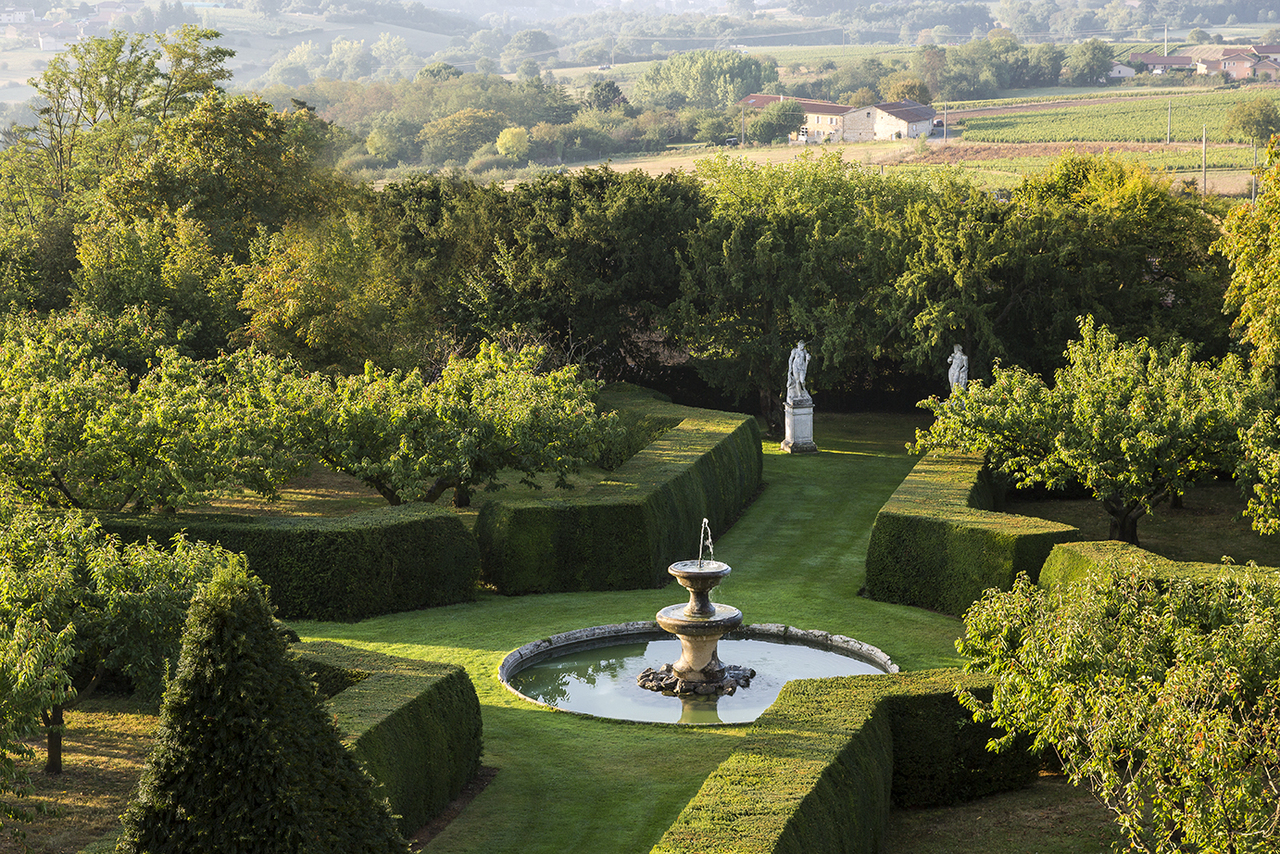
[500,622,898,725]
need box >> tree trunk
[453,483,472,508]
[42,704,64,774]
[1103,493,1147,546]
[367,477,401,505]
[1108,510,1142,546]
[758,386,782,437]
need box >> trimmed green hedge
[651,670,1037,854]
[1039,540,1280,590]
[99,504,480,621]
[476,384,763,594]
[292,641,483,836]
[865,453,1078,616]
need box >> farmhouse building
[1189,46,1280,79]
[842,100,937,142]
[738,94,856,143]
[1108,62,1136,79]
[739,94,937,143]
[1128,52,1194,73]
[0,7,34,23]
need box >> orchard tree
[0,319,306,511]
[1218,141,1280,370]
[0,618,74,836]
[293,343,616,507]
[0,508,240,773]
[913,317,1258,545]
[960,569,1280,853]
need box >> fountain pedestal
[638,560,754,696]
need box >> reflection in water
[508,638,887,725]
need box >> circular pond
[500,623,897,725]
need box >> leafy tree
[960,568,1280,853]
[1065,38,1114,85]
[293,344,615,507]
[678,151,915,422]
[1028,42,1065,85]
[880,74,932,104]
[842,86,879,107]
[997,154,1232,377]
[479,167,705,372]
[0,28,232,235]
[0,322,304,512]
[1225,96,1280,145]
[0,618,74,836]
[71,210,240,358]
[746,98,804,142]
[1217,141,1280,370]
[101,92,348,261]
[237,211,406,372]
[632,50,778,109]
[417,61,461,82]
[417,107,509,165]
[0,508,238,773]
[116,562,409,853]
[584,79,624,111]
[913,317,1258,544]
[496,126,531,159]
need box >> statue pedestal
[781,394,817,454]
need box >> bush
[475,384,762,594]
[652,670,1037,854]
[1038,539,1280,590]
[116,565,408,853]
[99,504,480,621]
[293,641,483,834]
[865,453,1077,615]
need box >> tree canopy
[1219,141,1280,370]
[913,317,1259,545]
[0,508,239,772]
[292,344,616,506]
[961,568,1280,853]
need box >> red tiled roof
[738,93,853,116]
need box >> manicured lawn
[293,411,968,854]
[4,411,1117,853]
[1004,480,1280,567]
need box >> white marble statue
[786,340,810,400]
[947,344,969,392]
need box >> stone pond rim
[498,621,900,724]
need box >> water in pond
[507,637,888,725]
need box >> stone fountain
[637,522,755,697]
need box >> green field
[962,88,1280,144]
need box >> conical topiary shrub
[116,564,409,854]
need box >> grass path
[294,410,964,854]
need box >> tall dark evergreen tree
[116,565,408,854]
